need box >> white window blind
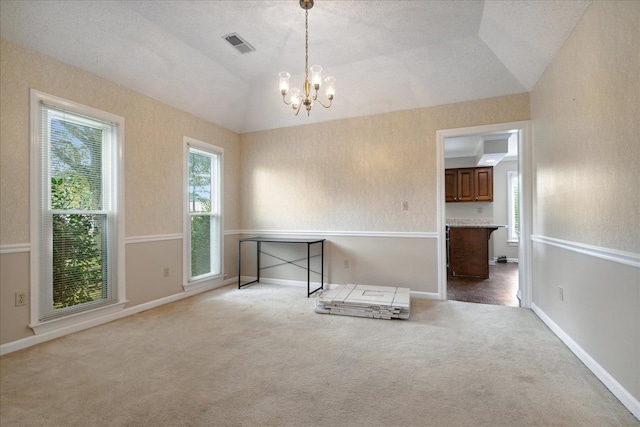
[507,170,519,243]
[38,102,120,321]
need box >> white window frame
[29,89,126,334]
[183,136,224,289]
[507,170,519,244]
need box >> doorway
[436,121,532,308]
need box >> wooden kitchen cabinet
[445,170,457,202]
[445,167,493,202]
[474,167,493,201]
[448,226,499,278]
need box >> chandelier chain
[305,9,309,79]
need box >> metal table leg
[237,240,241,288]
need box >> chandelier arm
[282,94,293,106]
[315,98,333,109]
[293,102,303,116]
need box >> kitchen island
[447,224,505,278]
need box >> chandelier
[279,0,335,116]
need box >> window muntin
[186,141,222,283]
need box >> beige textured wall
[532,242,639,401]
[125,240,183,307]
[530,0,640,405]
[0,37,529,345]
[0,37,240,243]
[0,252,30,344]
[238,94,529,295]
[240,94,530,233]
[238,234,439,293]
[530,1,640,254]
[0,38,241,344]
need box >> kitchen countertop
[446,224,506,228]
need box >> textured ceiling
[0,0,592,134]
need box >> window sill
[508,240,519,246]
[29,300,128,335]
[183,274,226,294]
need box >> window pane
[52,213,106,309]
[189,152,211,213]
[513,179,519,236]
[186,140,221,283]
[507,171,519,242]
[191,215,211,277]
[50,118,103,210]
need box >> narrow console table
[237,237,326,297]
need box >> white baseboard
[491,258,518,265]
[328,283,438,299]
[410,291,440,299]
[244,278,439,300]
[531,303,640,421]
[0,277,237,356]
[242,276,323,288]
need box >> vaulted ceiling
[0,0,592,134]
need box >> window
[30,90,125,328]
[507,171,519,243]
[184,137,223,284]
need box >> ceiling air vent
[223,33,255,54]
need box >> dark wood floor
[447,262,520,307]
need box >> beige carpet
[1,284,637,426]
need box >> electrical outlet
[163,267,170,277]
[558,286,564,301]
[343,260,350,269]
[15,292,26,307]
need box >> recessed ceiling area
[0,1,592,134]
[445,132,518,166]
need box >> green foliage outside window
[190,216,211,277]
[50,120,106,309]
[189,151,215,278]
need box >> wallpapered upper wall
[1,36,530,243]
[240,94,530,233]
[0,38,241,244]
[530,1,640,254]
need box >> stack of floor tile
[315,284,410,320]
